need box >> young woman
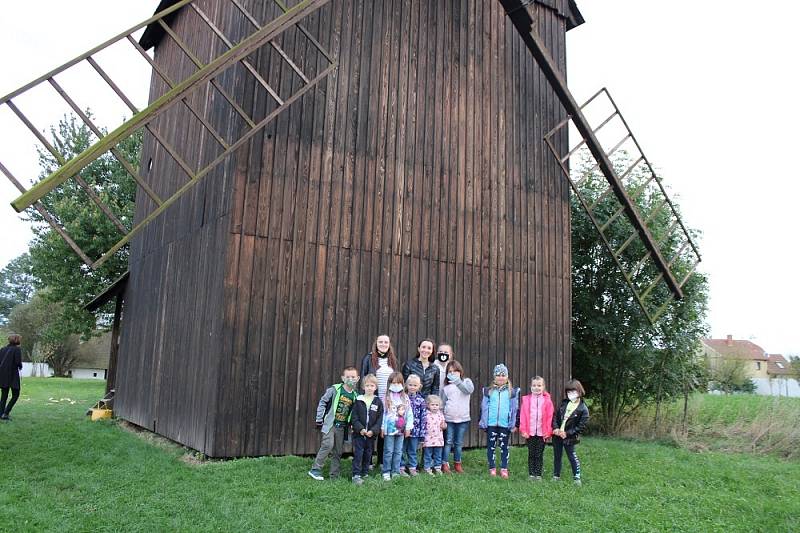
[401,338,440,398]
[360,334,398,467]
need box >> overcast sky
[1,1,798,355]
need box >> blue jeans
[400,436,421,470]
[382,434,405,475]
[443,421,469,464]
[423,446,443,469]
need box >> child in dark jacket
[552,379,590,485]
[308,366,359,481]
[351,374,384,485]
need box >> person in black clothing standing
[551,379,590,485]
[0,334,23,421]
[401,338,440,398]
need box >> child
[552,379,590,485]
[519,376,555,480]
[422,395,447,474]
[309,366,360,480]
[400,374,427,476]
[351,374,384,485]
[441,360,474,473]
[478,363,520,479]
[381,371,413,480]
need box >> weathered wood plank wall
[116,0,574,457]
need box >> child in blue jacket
[478,363,520,479]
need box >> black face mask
[437,353,449,363]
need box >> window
[777,362,785,369]
[93,372,98,378]
[756,362,761,370]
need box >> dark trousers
[552,436,581,479]
[374,434,384,467]
[486,426,511,469]
[0,387,20,416]
[352,434,375,477]
[527,436,546,476]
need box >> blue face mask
[447,373,459,382]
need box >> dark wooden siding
[117,0,572,457]
[218,0,571,457]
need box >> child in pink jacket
[519,376,554,480]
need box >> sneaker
[434,467,442,475]
[398,469,410,477]
[529,475,542,481]
[441,463,450,474]
[352,476,363,486]
[308,470,324,481]
[552,476,560,481]
[574,477,582,486]
[425,468,434,475]
[500,469,509,479]
[454,461,464,474]
[408,468,418,477]
[489,468,497,477]
[382,473,392,481]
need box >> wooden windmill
[2,0,698,457]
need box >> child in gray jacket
[308,366,359,480]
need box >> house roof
[85,271,129,313]
[701,337,768,361]
[73,332,111,370]
[767,354,793,376]
[140,0,586,51]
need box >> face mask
[389,384,404,393]
[447,373,459,382]
[437,352,449,362]
[567,391,579,402]
[531,387,542,394]
[343,377,359,387]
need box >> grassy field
[1,379,798,532]
[618,393,800,459]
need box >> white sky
[0,1,798,356]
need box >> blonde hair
[426,395,442,409]
[530,375,546,390]
[490,376,513,390]
[362,374,378,387]
[406,374,421,389]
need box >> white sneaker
[382,473,392,481]
[307,470,324,481]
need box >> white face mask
[389,384,404,393]
[567,391,579,402]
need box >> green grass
[1,379,799,532]
[619,393,800,459]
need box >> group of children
[309,359,590,485]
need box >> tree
[788,355,800,381]
[24,114,140,338]
[0,253,36,324]
[708,358,754,394]
[571,152,709,434]
[6,293,58,362]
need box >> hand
[544,436,551,443]
[360,429,367,436]
[511,427,517,433]
[521,432,529,439]
[381,430,385,438]
[366,430,373,438]
[441,422,447,430]
[404,430,411,437]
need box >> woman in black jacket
[0,334,23,421]
[551,379,590,485]
[401,338,440,398]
